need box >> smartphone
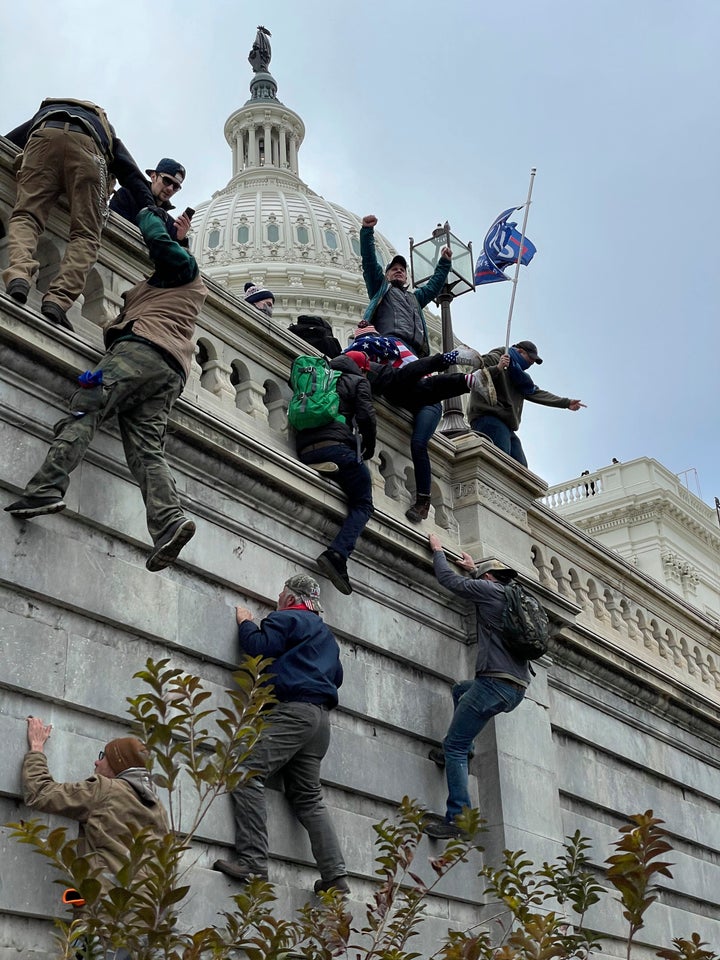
[183,206,195,220]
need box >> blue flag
[474,206,537,286]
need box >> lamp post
[409,222,475,436]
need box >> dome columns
[224,105,305,179]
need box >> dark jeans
[230,702,346,882]
[24,340,185,542]
[300,444,373,558]
[409,403,442,496]
[471,415,528,467]
[443,676,525,820]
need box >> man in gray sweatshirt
[424,534,531,839]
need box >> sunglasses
[98,750,105,760]
[159,174,182,191]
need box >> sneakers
[455,348,482,368]
[6,278,30,304]
[405,494,431,524]
[41,300,74,331]
[312,461,339,474]
[317,549,352,595]
[212,859,267,883]
[146,517,196,572]
[423,819,469,841]
[4,495,66,518]
[428,747,475,769]
[314,875,350,896]
[466,368,497,405]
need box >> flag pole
[504,167,537,353]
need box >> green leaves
[605,810,674,958]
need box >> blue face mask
[509,346,531,370]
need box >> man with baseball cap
[422,536,531,839]
[21,716,168,889]
[468,340,586,468]
[110,157,191,243]
[213,574,350,896]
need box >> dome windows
[267,222,280,243]
[324,229,338,250]
[237,224,249,244]
[208,228,221,249]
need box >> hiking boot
[4,495,66,518]
[212,859,267,883]
[312,461,339,474]
[6,278,30,304]
[405,494,431,524]
[467,368,497,405]
[317,549,352,595]
[41,300,74,331]
[314,875,350,896]
[423,819,469,841]
[146,517,196,572]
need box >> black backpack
[501,581,550,661]
[288,315,343,359]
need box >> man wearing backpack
[294,351,376,595]
[423,534,531,839]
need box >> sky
[2,0,719,504]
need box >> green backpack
[288,356,346,431]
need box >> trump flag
[474,206,537,285]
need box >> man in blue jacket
[423,534,531,839]
[213,575,349,895]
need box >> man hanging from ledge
[213,574,350,897]
[4,206,208,573]
[2,97,154,331]
[22,716,168,958]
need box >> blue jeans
[471,415,528,468]
[443,677,525,820]
[410,403,442,496]
[300,444,373,558]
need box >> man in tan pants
[3,98,153,331]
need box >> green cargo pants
[24,340,185,543]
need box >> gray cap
[475,558,517,579]
[284,574,323,613]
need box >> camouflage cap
[284,574,323,613]
[475,558,518,579]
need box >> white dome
[188,41,423,346]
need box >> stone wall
[1,139,718,959]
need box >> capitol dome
[189,27,438,349]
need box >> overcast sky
[2,0,718,505]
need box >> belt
[302,441,337,453]
[38,120,90,136]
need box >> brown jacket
[22,752,169,885]
[104,274,207,379]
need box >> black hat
[146,158,185,186]
[385,254,407,272]
[514,340,543,364]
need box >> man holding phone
[110,157,192,243]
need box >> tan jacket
[104,274,207,379]
[22,752,169,884]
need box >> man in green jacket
[4,207,208,572]
[359,214,453,523]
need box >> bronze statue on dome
[249,26,272,73]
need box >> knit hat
[344,350,370,372]
[475,558,518,579]
[244,282,275,305]
[284,574,323,613]
[348,335,401,362]
[146,158,185,186]
[103,737,149,775]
